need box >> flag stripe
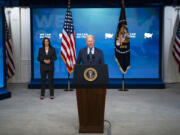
[176,35,180,44]
[61,48,71,66]
[61,52,70,66]
[6,52,15,71]
[173,46,180,59]
[6,44,15,68]
[7,64,15,76]
[62,32,71,54]
[6,47,15,69]
[61,42,71,60]
[174,37,180,49]
[174,47,180,61]
[7,40,13,53]
[70,33,76,64]
[173,52,180,65]
[6,55,15,72]
[6,42,13,58]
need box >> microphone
[87,54,90,61]
[92,54,95,60]
[92,54,95,63]
[87,54,93,64]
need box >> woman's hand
[44,60,50,64]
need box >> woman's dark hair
[42,37,51,48]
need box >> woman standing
[37,37,57,99]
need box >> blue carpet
[28,79,165,89]
[0,88,11,100]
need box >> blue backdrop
[0,9,4,88]
[32,8,160,79]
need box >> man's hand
[44,60,50,64]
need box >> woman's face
[44,39,49,47]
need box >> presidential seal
[83,67,98,82]
[115,25,129,47]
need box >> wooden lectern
[73,64,109,133]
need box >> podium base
[76,88,106,133]
[79,128,103,133]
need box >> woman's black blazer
[37,46,57,72]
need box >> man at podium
[77,35,104,64]
[74,35,108,133]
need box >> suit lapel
[94,47,97,57]
[48,47,51,56]
[85,47,88,57]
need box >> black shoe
[40,96,44,100]
[50,96,54,99]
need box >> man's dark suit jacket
[76,47,104,64]
[37,46,57,72]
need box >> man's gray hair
[86,35,94,41]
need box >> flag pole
[64,0,73,92]
[68,73,70,90]
[122,74,125,90]
[119,73,128,91]
[68,0,71,7]
[64,73,73,91]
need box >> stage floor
[0,83,180,135]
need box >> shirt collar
[87,47,95,54]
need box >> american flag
[172,14,180,73]
[61,4,76,75]
[5,14,15,79]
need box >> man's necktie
[89,48,92,60]
[89,48,93,64]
